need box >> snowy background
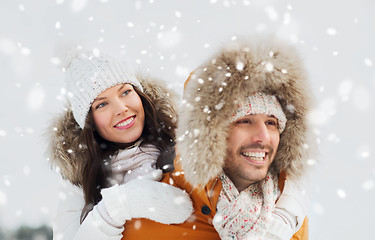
[0,0,374,239]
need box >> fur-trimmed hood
[47,75,179,186]
[176,36,314,186]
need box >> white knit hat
[231,92,287,133]
[64,52,143,129]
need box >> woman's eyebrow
[93,95,107,103]
[118,83,130,92]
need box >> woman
[47,51,192,239]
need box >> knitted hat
[231,92,287,133]
[64,52,143,129]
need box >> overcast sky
[0,0,374,239]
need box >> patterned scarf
[213,172,279,240]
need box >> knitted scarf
[110,141,160,184]
[213,172,279,240]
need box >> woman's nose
[114,99,128,115]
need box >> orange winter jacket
[122,161,308,240]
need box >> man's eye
[236,119,251,124]
[266,120,278,126]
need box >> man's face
[224,114,280,192]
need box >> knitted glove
[266,180,307,239]
[99,179,193,227]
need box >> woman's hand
[100,179,193,226]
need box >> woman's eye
[95,102,107,109]
[122,89,131,96]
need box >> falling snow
[176,65,189,77]
[51,57,61,65]
[312,203,324,215]
[364,58,373,67]
[326,28,337,36]
[18,4,25,12]
[264,62,274,72]
[336,189,346,199]
[306,159,316,166]
[265,5,278,21]
[27,86,45,111]
[20,47,31,55]
[23,166,31,176]
[283,13,291,25]
[338,80,352,101]
[55,21,61,29]
[175,11,182,18]
[236,61,244,71]
[362,180,374,191]
[71,0,87,12]
[0,1,374,239]
[352,86,371,111]
[0,190,6,206]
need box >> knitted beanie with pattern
[231,92,287,133]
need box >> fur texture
[46,75,179,186]
[176,36,314,186]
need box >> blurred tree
[0,227,5,239]
[10,225,52,240]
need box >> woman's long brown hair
[79,86,176,222]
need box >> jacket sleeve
[52,180,123,240]
[291,217,308,240]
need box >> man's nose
[251,123,270,143]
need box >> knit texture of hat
[65,52,143,129]
[231,92,287,133]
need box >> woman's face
[91,83,145,144]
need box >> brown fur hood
[176,36,314,186]
[47,75,179,186]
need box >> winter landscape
[0,0,374,239]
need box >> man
[122,36,313,239]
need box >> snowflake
[18,4,25,12]
[326,28,337,36]
[362,180,374,191]
[306,159,316,166]
[312,203,324,215]
[71,0,87,12]
[336,189,346,199]
[175,11,182,18]
[265,6,278,21]
[0,130,6,137]
[364,58,373,67]
[0,189,7,206]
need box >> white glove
[275,180,307,230]
[99,179,193,227]
[136,169,163,181]
[266,179,307,240]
